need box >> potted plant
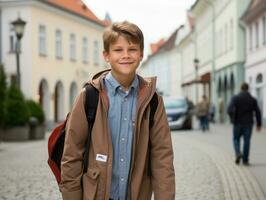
[2,83,30,141]
[26,100,46,140]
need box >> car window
[164,99,186,109]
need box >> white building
[0,0,107,126]
[242,0,266,126]
[182,0,251,122]
[140,27,183,97]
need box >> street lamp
[194,58,199,103]
[11,16,26,90]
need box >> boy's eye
[114,49,122,52]
[129,48,137,51]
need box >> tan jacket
[196,99,209,117]
[59,70,175,200]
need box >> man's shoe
[243,161,250,166]
[235,154,242,165]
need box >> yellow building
[0,0,107,126]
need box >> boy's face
[103,36,143,79]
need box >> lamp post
[194,58,199,103]
[11,16,26,90]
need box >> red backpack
[47,84,99,184]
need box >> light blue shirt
[104,72,139,200]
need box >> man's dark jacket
[227,91,261,126]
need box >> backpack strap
[83,83,99,174]
[147,92,158,176]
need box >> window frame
[69,33,76,61]
[39,25,47,56]
[55,29,63,59]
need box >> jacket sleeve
[150,95,175,200]
[227,96,236,123]
[253,99,262,127]
[59,89,88,200]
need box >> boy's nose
[122,50,130,57]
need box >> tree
[5,83,30,127]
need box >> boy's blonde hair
[103,21,144,52]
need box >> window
[263,16,266,45]
[70,33,76,61]
[225,23,228,52]
[256,74,263,113]
[9,35,16,52]
[220,29,223,55]
[230,19,233,50]
[82,37,88,63]
[39,25,46,56]
[249,76,253,95]
[255,21,259,48]
[256,73,263,84]
[93,40,99,65]
[215,31,219,57]
[9,24,16,52]
[55,29,62,59]
[249,25,253,50]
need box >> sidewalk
[187,122,266,197]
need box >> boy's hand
[256,126,261,132]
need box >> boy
[60,21,175,200]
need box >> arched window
[69,82,78,110]
[54,81,65,122]
[230,73,235,96]
[255,73,263,118]
[256,73,263,84]
[217,77,222,97]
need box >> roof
[156,29,178,53]
[45,0,105,27]
[150,39,165,54]
[242,0,266,23]
[142,26,182,66]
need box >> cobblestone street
[0,124,265,200]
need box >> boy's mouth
[119,62,134,65]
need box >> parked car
[163,96,193,130]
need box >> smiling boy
[60,21,175,200]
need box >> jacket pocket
[82,168,100,200]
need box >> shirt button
[121,178,124,182]
[124,117,127,121]
[121,138,125,141]
[121,158,124,162]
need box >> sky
[83,0,197,57]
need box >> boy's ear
[103,50,109,62]
[140,52,144,61]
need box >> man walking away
[227,82,261,166]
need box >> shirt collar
[105,72,139,95]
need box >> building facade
[243,0,266,126]
[0,0,106,126]
[182,0,251,122]
[140,28,183,97]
